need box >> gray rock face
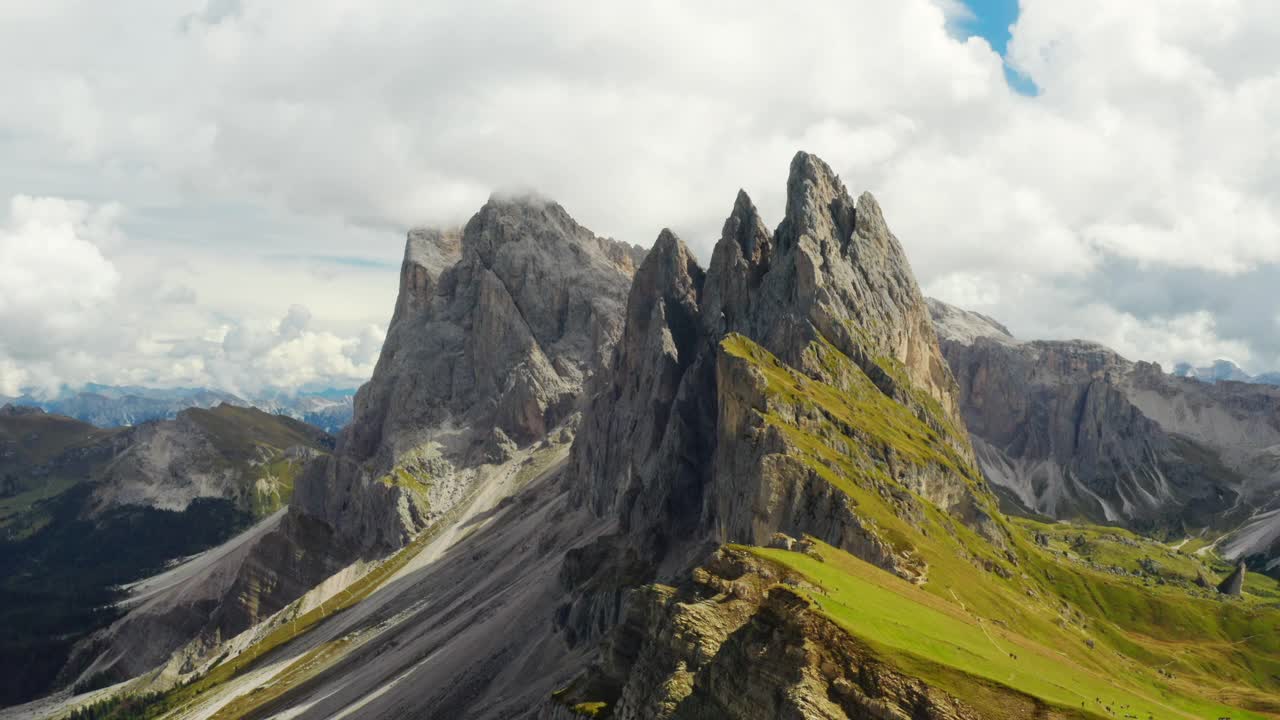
[296,197,640,553]
[1218,561,1246,596]
[568,152,988,594]
[549,548,983,720]
[929,298,1280,540]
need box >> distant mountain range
[0,384,356,433]
[1171,358,1280,386]
[929,298,1280,573]
[0,403,333,706]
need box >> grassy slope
[0,411,123,534]
[724,333,1280,719]
[185,405,330,518]
[184,405,328,466]
[0,407,332,708]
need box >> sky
[2,0,1280,396]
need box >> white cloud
[1,0,1280,384]
[0,196,121,394]
[0,195,383,396]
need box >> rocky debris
[482,426,519,464]
[768,532,796,550]
[1218,561,1246,596]
[547,547,983,720]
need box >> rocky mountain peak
[725,189,771,260]
[298,197,640,553]
[466,193,643,277]
[570,228,707,521]
[394,227,462,327]
[776,151,857,253]
[629,228,705,336]
[742,151,967,431]
[701,190,771,336]
[570,150,988,582]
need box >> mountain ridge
[17,154,1280,720]
[927,297,1280,574]
[0,404,332,708]
[1,386,357,434]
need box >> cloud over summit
[1,0,1278,391]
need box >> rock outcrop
[548,548,982,720]
[1218,561,1246,596]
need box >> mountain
[928,298,1280,570]
[243,390,356,434]
[1,386,358,434]
[1172,359,1253,383]
[1173,358,1280,387]
[48,196,644,697]
[0,386,244,429]
[21,154,1280,720]
[0,404,332,707]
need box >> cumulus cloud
[0,195,383,396]
[0,196,121,394]
[1,0,1279,385]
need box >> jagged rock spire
[701,189,772,336]
[570,150,985,566]
[570,228,707,522]
[1218,561,1246,596]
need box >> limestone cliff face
[296,197,641,553]
[568,152,992,603]
[928,298,1280,537]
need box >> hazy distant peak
[926,297,1016,345]
[1173,357,1278,386]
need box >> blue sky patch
[956,0,1038,95]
